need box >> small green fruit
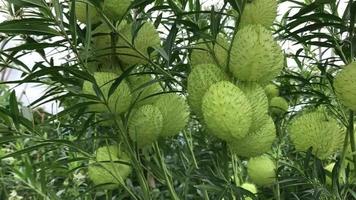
[128,74,162,106]
[190,35,229,71]
[88,145,132,189]
[74,0,101,24]
[247,155,276,186]
[269,97,288,115]
[238,82,269,132]
[229,25,284,83]
[153,93,190,137]
[202,81,252,140]
[288,109,344,159]
[229,116,276,157]
[239,0,277,28]
[264,84,279,99]
[82,72,132,114]
[187,64,228,117]
[117,22,161,67]
[241,183,257,200]
[103,0,132,21]
[334,62,356,111]
[128,105,163,147]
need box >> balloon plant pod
[202,81,252,141]
[239,0,278,28]
[82,72,132,114]
[187,64,228,117]
[153,93,190,137]
[229,24,284,84]
[88,145,132,189]
[288,109,344,159]
[229,116,276,157]
[333,62,356,111]
[128,104,163,147]
[247,155,276,186]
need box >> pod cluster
[187,1,283,158]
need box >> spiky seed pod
[153,93,190,137]
[288,110,345,159]
[117,22,161,67]
[269,97,288,115]
[229,25,284,84]
[334,62,356,111]
[202,81,252,140]
[128,105,163,147]
[88,145,132,189]
[264,84,279,100]
[237,82,269,132]
[187,64,229,117]
[74,0,101,24]
[103,0,131,21]
[241,183,258,200]
[82,72,132,114]
[229,116,276,157]
[247,155,276,186]
[128,74,162,106]
[239,0,277,28]
[190,35,229,71]
[92,24,114,62]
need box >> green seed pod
[153,93,190,137]
[241,183,258,200]
[190,34,229,71]
[334,62,356,111]
[187,64,228,117]
[238,82,269,132]
[128,105,163,147]
[103,0,131,21]
[288,110,344,159]
[128,74,162,106]
[92,23,115,62]
[74,0,101,24]
[88,145,132,189]
[117,22,161,67]
[269,97,288,115]
[247,155,276,186]
[202,81,252,140]
[82,72,132,114]
[229,116,276,157]
[229,25,284,83]
[264,84,279,99]
[239,0,277,28]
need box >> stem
[153,142,180,200]
[182,130,199,169]
[348,111,356,175]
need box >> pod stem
[348,111,356,175]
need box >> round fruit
[82,72,132,114]
[187,64,228,117]
[238,82,269,132]
[241,182,257,200]
[153,93,190,137]
[334,62,356,111]
[190,34,229,71]
[229,116,276,157]
[247,155,276,186]
[128,74,162,106]
[117,22,161,67]
[128,105,163,147]
[264,84,279,99]
[288,109,344,159]
[92,24,115,62]
[103,0,131,21]
[229,25,284,83]
[88,145,132,189]
[239,0,277,28]
[74,0,101,24]
[269,97,288,115]
[202,81,252,140]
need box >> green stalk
[154,142,180,200]
[182,130,198,169]
[347,111,356,175]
